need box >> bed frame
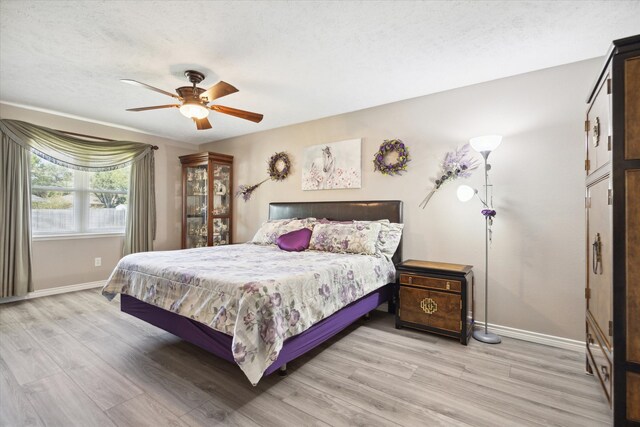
[121,200,403,378]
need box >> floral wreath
[373,139,410,175]
[267,152,291,181]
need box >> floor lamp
[457,135,502,344]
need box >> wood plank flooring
[0,289,611,426]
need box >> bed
[102,200,402,385]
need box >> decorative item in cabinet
[180,152,233,249]
[583,34,640,425]
[395,260,473,345]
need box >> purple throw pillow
[276,228,312,252]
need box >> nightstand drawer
[399,287,461,332]
[399,274,461,293]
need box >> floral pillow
[354,220,404,259]
[317,218,353,225]
[251,218,316,245]
[309,222,382,255]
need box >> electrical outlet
[94,257,102,267]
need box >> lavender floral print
[309,222,381,255]
[102,243,395,385]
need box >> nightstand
[395,260,474,345]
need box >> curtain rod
[54,128,159,150]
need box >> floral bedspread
[101,244,396,385]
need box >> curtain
[0,133,33,297]
[123,151,156,255]
[0,119,150,171]
[0,119,157,296]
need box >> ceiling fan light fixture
[122,73,262,130]
[179,101,209,119]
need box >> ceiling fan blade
[210,105,263,123]
[126,104,180,112]
[199,81,238,102]
[121,79,180,99]
[193,117,213,130]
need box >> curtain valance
[0,119,153,172]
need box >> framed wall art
[301,138,361,190]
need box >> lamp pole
[473,151,501,344]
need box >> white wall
[0,103,197,291]
[201,58,601,341]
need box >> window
[30,154,130,235]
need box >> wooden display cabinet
[179,152,233,249]
[395,260,474,345]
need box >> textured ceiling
[1,1,639,145]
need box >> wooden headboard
[269,200,403,265]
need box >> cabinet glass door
[212,217,230,246]
[185,165,208,248]
[212,164,231,216]
[212,163,231,246]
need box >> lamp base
[473,330,501,344]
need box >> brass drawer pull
[408,276,413,284]
[420,298,438,314]
[446,281,450,290]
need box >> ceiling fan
[121,70,263,130]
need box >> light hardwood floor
[0,289,611,426]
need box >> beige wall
[0,103,197,290]
[201,58,601,341]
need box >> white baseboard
[0,280,105,304]
[474,320,585,352]
[0,284,586,353]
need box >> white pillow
[355,220,404,259]
[377,221,404,259]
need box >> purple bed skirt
[121,283,391,377]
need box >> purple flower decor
[419,144,480,208]
[373,139,410,176]
[481,209,496,218]
[236,178,269,201]
[481,209,497,243]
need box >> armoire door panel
[586,72,612,175]
[586,177,613,350]
[625,57,640,160]
[627,169,640,363]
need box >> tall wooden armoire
[584,34,640,425]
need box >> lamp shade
[179,102,209,120]
[469,135,502,153]
[457,185,476,202]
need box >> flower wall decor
[419,143,479,208]
[373,139,410,175]
[236,152,292,201]
[236,178,269,202]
